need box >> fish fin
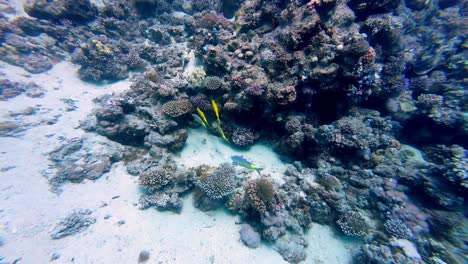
[256,168,263,175]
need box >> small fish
[196,108,209,127]
[192,114,206,128]
[231,155,263,174]
[216,126,230,143]
[211,100,221,123]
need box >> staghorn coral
[161,99,193,117]
[337,211,370,237]
[195,163,236,199]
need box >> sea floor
[0,61,356,263]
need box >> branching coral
[383,219,414,239]
[195,162,237,199]
[196,12,231,30]
[139,167,172,192]
[244,83,264,96]
[190,94,211,111]
[231,127,257,148]
[245,177,275,213]
[161,99,193,117]
[337,211,370,237]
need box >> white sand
[173,128,289,184]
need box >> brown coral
[276,86,297,105]
[245,177,275,213]
[162,99,193,117]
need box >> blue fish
[231,155,263,174]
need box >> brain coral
[204,76,224,90]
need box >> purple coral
[244,83,264,96]
[190,94,211,111]
[196,12,231,30]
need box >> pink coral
[197,12,231,29]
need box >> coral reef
[1,0,465,262]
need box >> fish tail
[256,168,263,175]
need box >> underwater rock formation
[24,0,98,23]
[239,224,261,249]
[48,134,125,192]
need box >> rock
[117,220,125,226]
[50,253,60,261]
[0,121,25,137]
[24,0,97,23]
[239,224,261,248]
[0,79,44,100]
[273,234,308,264]
[50,209,96,239]
[138,250,150,263]
[138,192,183,213]
[48,134,125,191]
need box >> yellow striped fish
[196,108,209,127]
[211,100,220,123]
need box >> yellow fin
[196,108,209,127]
[211,100,220,123]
